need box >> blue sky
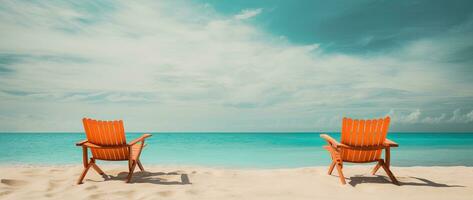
[0,0,472,132]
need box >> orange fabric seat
[320,116,399,185]
[76,118,152,184]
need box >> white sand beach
[0,165,472,200]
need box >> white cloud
[404,109,421,123]
[388,109,421,124]
[467,110,473,122]
[422,113,446,124]
[448,109,473,123]
[234,8,262,20]
[388,109,473,125]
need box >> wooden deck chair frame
[76,118,152,184]
[320,116,399,185]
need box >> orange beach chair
[76,118,152,184]
[320,116,399,185]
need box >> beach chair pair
[76,117,398,185]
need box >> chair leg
[335,162,346,185]
[328,161,336,175]
[126,161,137,183]
[371,160,382,175]
[380,160,399,185]
[90,159,105,175]
[137,160,145,172]
[77,163,92,184]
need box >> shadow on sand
[88,171,191,185]
[343,175,465,187]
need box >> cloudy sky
[0,0,472,132]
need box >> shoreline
[1,163,472,169]
[1,163,473,167]
[1,165,472,200]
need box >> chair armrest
[320,134,386,150]
[320,134,350,149]
[76,140,88,146]
[81,142,103,148]
[127,133,152,146]
[77,140,128,149]
[383,139,399,147]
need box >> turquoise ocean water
[0,132,472,168]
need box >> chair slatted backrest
[82,118,129,160]
[340,117,390,162]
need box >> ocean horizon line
[1,131,473,134]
